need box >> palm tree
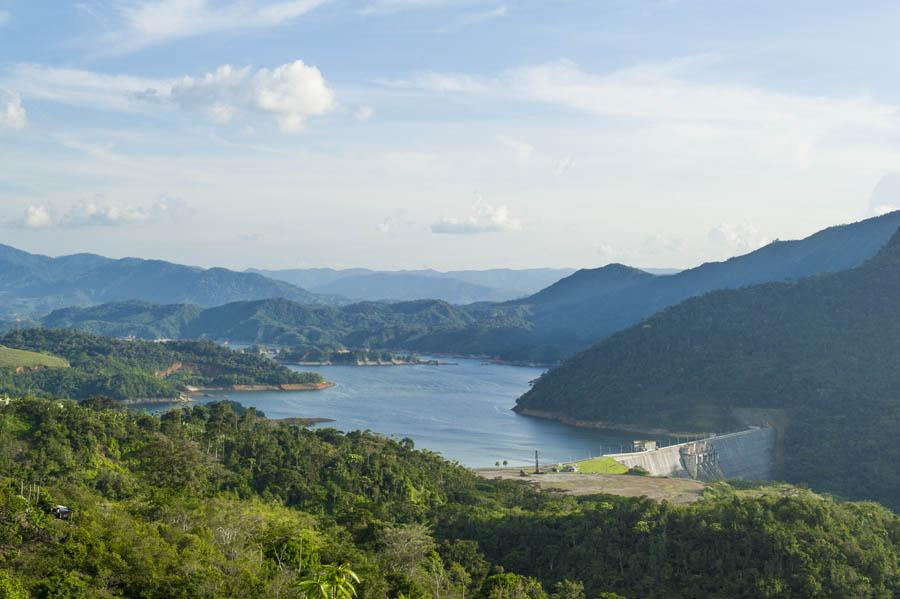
[297,564,361,599]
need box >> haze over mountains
[21,212,900,364]
[249,267,577,304]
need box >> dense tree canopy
[1,397,898,597]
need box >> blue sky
[1,1,899,270]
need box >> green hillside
[518,227,900,509]
[0,329,322,401]
[0,345,69,369]
[1,396,898,598]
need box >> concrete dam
[607,427,777,481]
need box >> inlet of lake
[151,358,643,468]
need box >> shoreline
[513,407,711,438]
[185,381,336,394]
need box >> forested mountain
[41,298,531,357]
[0,244,335,317]
[479,211,900,359]
[518,226,900,509]
[2,396,898,598]
[20,213,900,363]
[0,329,323,401]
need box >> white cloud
[6,60,335,132]
[8,64,172,113]
[108,0,331,53]
[497,135,533,164]
[170,61,336,132]
[355,105,375,121]
[553,156,574,177]
[0,90,27,129]
[869,172,900,216]
[11,198,188,229]
[708,222,769,252]
[432,202,522,234]
[20,206,53,229]
[396,58,899,152]
[0,10,9,26]
[642,234,684,256]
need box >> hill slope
[0,345,69,369]
[486,211,900,360]
[0,245,334,316]
[517,226,900,508]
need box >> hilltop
[0,244,337,317]
[517,226,900,509]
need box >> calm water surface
[165,358,641,468]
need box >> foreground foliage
[1,397,898,597]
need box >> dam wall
[607,427,776,481]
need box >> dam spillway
[606,427,777,481]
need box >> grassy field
[0,345,69,369]
[575,456,629,474]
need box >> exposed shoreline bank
[513,407,710,438]
[186,381,336,394]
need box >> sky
[1,1,900,271]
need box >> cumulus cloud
[170,61,336,132]
[20,206,53,229]
[0,90,27,129]
[11,198,188,229]
[432,202,522,234]
[8,60,336,132]
[355,105,375,121]
[708,222,769,252]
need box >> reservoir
[176,358,641,468]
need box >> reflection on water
[141,358,641,468]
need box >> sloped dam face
[608,427,777,481]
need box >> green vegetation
[0,345,69,370]
[1,397,898,597]
[519,229,900,509]
[0,329,323,401]
[573,457,628,474]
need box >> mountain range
[24,211,900,364]
[249,267,577,304]
[517,222,900,510]
[0,244,339,317]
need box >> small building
[52,505,71,520]
[633,440,658,453]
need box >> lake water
[159,358,642,468]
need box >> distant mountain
[20,212,900,364]
[517,224,900,509]
[251,267,576,304]
[311,272,516,304]
[464,211,900,361]
[40,297,528,352]
[0,245,336,316]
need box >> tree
[550,580,585,599]
[297,564,360,599]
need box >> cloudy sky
[1,1,899,270]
